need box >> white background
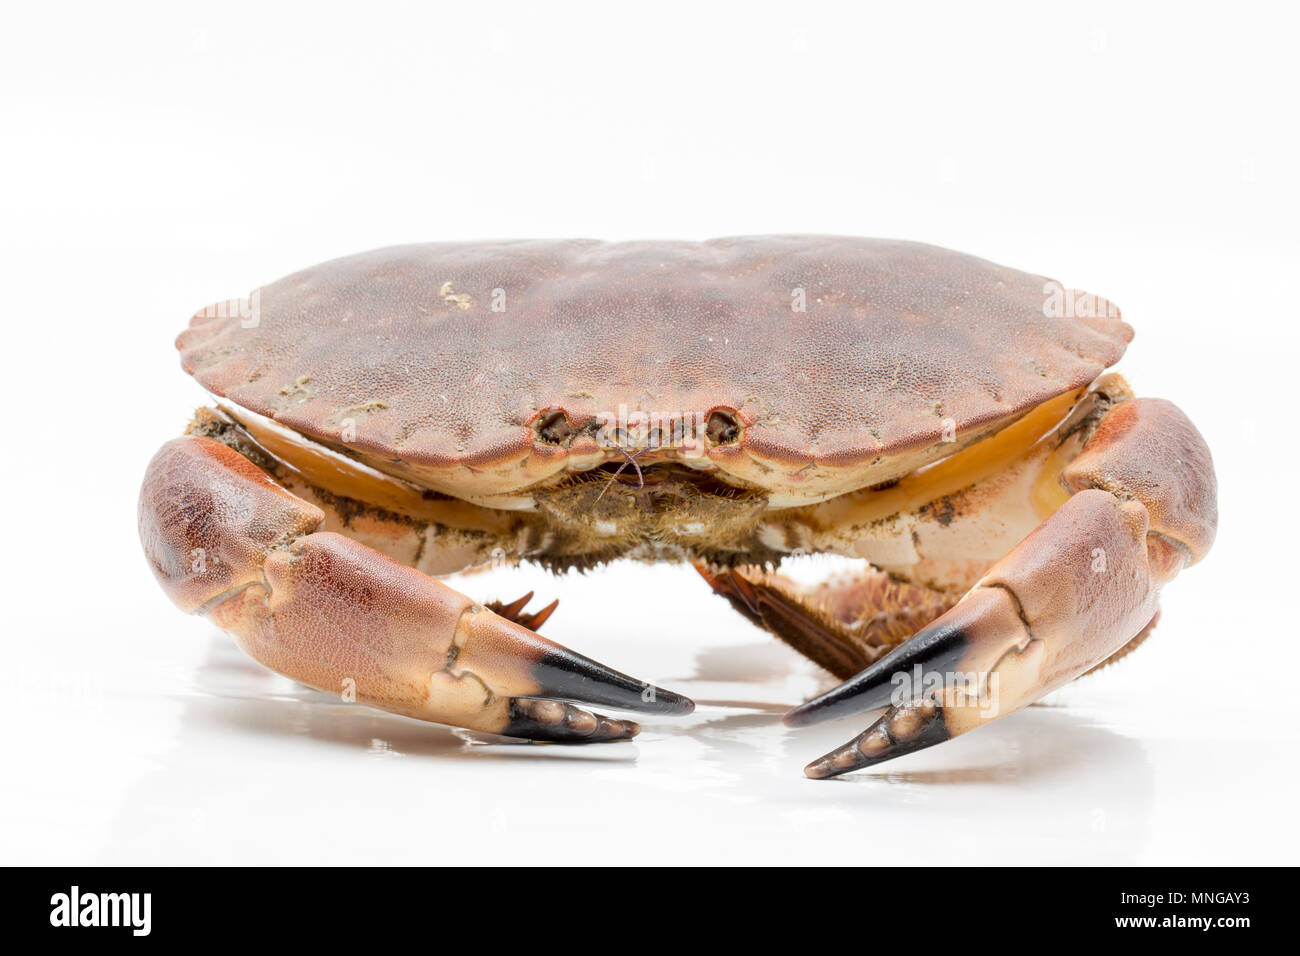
[2,2,1296,865]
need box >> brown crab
[139,237,1217,778]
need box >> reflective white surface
[6,559,1293,865]
[2,1,1297,866]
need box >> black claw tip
[505,698,640,743]
[784,623,969,727]
[532,646,695,716]
[804,702,951,779]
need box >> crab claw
[481,618,696,719]
[207,528,695,742]
[785,490,1167,778]
[802,699,951,779]
[140,435,693,749]
[785,586,1035,776]
[783,607,986,729]
[506,698,642,742]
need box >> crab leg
[486,591,561,632]
[784,397,1216,778]
[139,436,692,742]
[696,565,955,679]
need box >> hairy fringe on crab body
[185,406,788,573]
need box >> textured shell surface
[177,236,1131,500]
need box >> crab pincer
[786,400,1215,777]
[140,437,692,745]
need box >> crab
[139,237,1217,778]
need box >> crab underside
[139,238,1217,778]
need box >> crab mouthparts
[593,444,652,502]
[523,461,772,560]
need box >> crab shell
[176,237,1131,508]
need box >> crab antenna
[594,444,650,502]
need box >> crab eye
[706,410,742,445]
[535,410,574,445]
